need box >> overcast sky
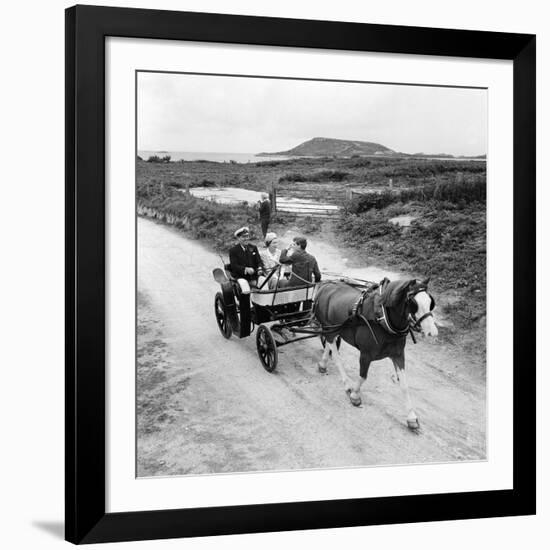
[138,72,486,156]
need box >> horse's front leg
[391,353,419,430]
[343,352,371,407]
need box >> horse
[313,278,438,430]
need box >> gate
[271,182,345,218]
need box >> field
[137,155,486,361]
[137,154,486,193]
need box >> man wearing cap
[229,226,265,286]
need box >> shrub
[385,202,408,217]
[345,177,486,214]
[337,203,486,302]
[346,189,396,213]
[300,216,322,234]
[138,186,261,252]
[350,158,372,167]
[147,155,171,163]
[197,179,216,187]
[279,170,350,183]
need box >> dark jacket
[279,247,321,286]
[259,199,271,220]
[229,243,264,279]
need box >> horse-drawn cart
[213,261,437,430]
[212,264,324,372]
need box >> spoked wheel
[214,292,232,339]
[256,325,278,373]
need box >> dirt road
[137,217,486,477]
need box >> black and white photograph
[1,0,542,546]
[136,71,487,478]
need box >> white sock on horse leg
[331,343,352,387]
[354,376,365,393]
[398,368,416,419]
[319,342,331,368]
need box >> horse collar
[376,285,410,336]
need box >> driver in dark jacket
[228,226,265,287]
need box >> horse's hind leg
[317,339,331,374]
[327,341,362,406]
[391,353,419,430]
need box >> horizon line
[138,148,487,158]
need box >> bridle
[407,287,436,333]
[377,285,435,341]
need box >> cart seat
[251,284,317,306]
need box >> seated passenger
[279,236,321,288]
[260,232,280,270]
[228,226,265,288]
[259,232,289,289]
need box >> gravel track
[137,217,486,477]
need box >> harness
[377,284,435,343]
[350,285,380,345]
[311,277,435,345]
[339,279,435,345]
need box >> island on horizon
[257,136,486,160]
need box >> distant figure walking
[279,236,321,287]
[258,193,271,238]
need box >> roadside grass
[138,187,265,251]
[337,201,486,330]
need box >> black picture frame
[65,4,536,544]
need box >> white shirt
[260,247,281,269]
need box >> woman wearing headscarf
[259,232,289,289]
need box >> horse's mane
[381,279,416,307]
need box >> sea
[138,151,289,164]
[138,150,485,163]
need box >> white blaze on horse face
[415,291,438,337]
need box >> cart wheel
[214,292,232,339]
[256,325,278,373]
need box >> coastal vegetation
[137,154,486,352]
[147,154,171,163]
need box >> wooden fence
[272,182,345,218]
[270,180,399,218]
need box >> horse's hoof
[317,363,327,374]
[346,389,362,407]
[407,418,420,431]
